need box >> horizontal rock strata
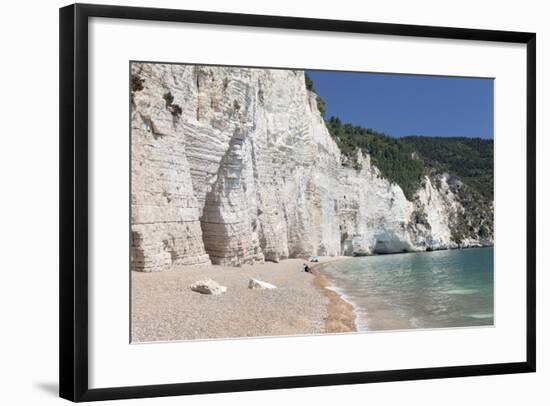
[131,63,492,272]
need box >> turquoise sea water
[321,247,494,331]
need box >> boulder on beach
[190,279,227,295]
[248,279,277,290]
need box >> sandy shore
[311,262,358,333]
[131,256,356,342]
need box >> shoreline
[311,261,358,333]
[132,248,492,342]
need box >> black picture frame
[59,3,536,402]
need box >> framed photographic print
[59,3,536,402]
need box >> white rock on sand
[248,279,277,290]
[132,257,354,342]
[190,279,227,295]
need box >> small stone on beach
[248,278,277,290]
[190,279,227,295]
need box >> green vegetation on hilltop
[401,136,493,200]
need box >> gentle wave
[468,313,494,319]
[325,284,367,331]
[445,289,479,295]
[320,247,494,330]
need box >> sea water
[321,247,494,331]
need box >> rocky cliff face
[130,63,493,272]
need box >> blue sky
[306,70,494,139]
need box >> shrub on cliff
[325,116,425,200]
[305,73,315,91]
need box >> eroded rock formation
[130,63,492,272]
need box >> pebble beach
[131,257,356,342]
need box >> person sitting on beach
[303,263,311,273]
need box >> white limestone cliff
[130,63,492,272]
